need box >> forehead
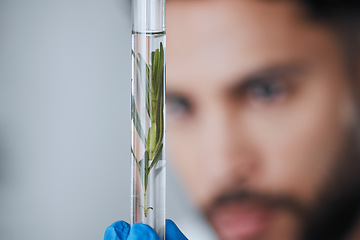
[166,0,338,90]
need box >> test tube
[131,0,166,239]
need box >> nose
[198,103,260,189]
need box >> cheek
[167,116,234,209]
[167,125,208,205]
[244,75,355,204]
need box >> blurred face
[166,1,360,240]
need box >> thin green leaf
[159,84,164,148]
[154,44,165,151]
[155,87,163,151]
[145,123,156,156]
[157,43,164,88]
[149,143,163,171]
[137,53,150,90]
[151,51,155,67]
[147,122,157,159]
[138,53,152,117]
[145,129,149,153]
[139,53,151,82]
[131,147,144,183]
[131,147,140,172]
[147,86,152,119]
[132,51,146,96]
[131,95,145,145]
[151,50,160,117]
[133,52,151,118]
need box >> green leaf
[138,53,152,117]
[131,95,145,145]
[131,147,144,183]
[156,45,164,90]
[144,44,165,159]
[138,53,151,83]
[131,148,141,173]
[154,87,163,151]
[151,51,155,67]
[151,49,160,117]
[132,51,145,96]
[149,143,163,171]
[131,147,138,165]
[147,122,157,159]
[154,43,164,151]
[133,50,152,118]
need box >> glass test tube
[131,0,166,239]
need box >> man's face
[166,1,360,239]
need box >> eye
[245,78,287,102]
[166,95,192,119]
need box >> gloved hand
[104,219,188,240]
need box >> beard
[204,125,360,240]
[300,125,360,240]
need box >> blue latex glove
[104,219,188,240]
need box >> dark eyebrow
[228,62,308,95]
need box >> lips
[208,201,273,240]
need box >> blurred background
[0,0,214,239]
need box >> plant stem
[144,189,148,217]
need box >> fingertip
[110,220,131,230]
[165,219,176,229]
[104,221,130,240]
[166,219,188,240]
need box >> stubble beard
[300,124,360,240]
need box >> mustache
[205,188,308,220]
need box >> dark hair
[299,0,360,62]
[300,0,360,22]
[299,0,360,94]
